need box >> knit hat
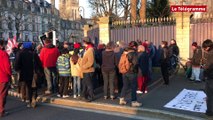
[74,43,81,49]
[23,42,32,49]
[192,42,198,47]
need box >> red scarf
[85,44,93,50]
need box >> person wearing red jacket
[40,38,60,94]
[0,40,12,117]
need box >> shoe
[144,91,148,94]
[0,112,9,117]
[45,90,52,95]
[57,94,61,97]
[131,101,142,107]
[31,100,36,108]
[27,103,31,108]
[137,90,143,94]
[206,112,213,116]
[21,99,25,102]
[62,95,70,98]
[73,95,77,98]
[110,96,116,100]
[119,98,127,105]
[104,96,108,100]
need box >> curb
[8,90,204,120]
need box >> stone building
[59,0,80,21]
[0,0,83,42]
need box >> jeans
[0,82,9,114]
[82,72,94,100]
[59,76,69,96]
[190,67,201,81]
[73,76,81,96]
[120,73,137,101]
[44,67,58,93]
[102,70,115,97]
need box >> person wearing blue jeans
[190,42,202,82]
[73,76,81,98]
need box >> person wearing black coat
[15,42,42,108]
[160,41,170,85]
[137,45,149,94]
[202,39,213,116]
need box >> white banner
[164,89,207,113]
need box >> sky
[46,0,92,18]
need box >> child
[57,48,71,98]
[70,49,82,98]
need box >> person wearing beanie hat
[190,42,202,82]
[119,41,142,107]
[15,41,42,108]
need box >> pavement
[7,68,211,120]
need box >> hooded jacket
[40,44,60,68]
[57,53,71,76]
[101,50,117,72]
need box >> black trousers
[161,62,169,85]
[82,72,94,100]
[206,80,213,115]
[59,76,69,96]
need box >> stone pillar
[97,16,110,44]
[83,25,89,37]
[175,12,191,60]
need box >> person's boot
[119,98,127,105]
[131,101,142,107]
[31,97,37,108]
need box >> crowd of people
[1,37,213,117]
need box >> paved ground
[7,71,212,119]
[2,97,158,120]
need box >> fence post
[175,12,191,60]
[97,16,110,44]
[83,25,90,37]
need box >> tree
[139,0,146,21]
[131,0,137,21]
[146,0,171,18]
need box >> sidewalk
[8,70,209,120]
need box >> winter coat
[126,49,138,74]
[40,44,60,68]
[57,54,71,77]
[15,49,40,84]
[101,50,117,73]
[70,57,82,77]
[81,47,95,73]
[138,52,149,76]
[203,48,213,79]
[169,44,179,57]
[0,49,12,83]
[160,46,170,64]
[191,47,202,67]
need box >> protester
[169,39,179,56]
[202,39,213,116]
[102,42,117,100]
[57,48,71,98]
[114,41,125,93]
[40,38,60,94]
[160,41,170,85]
[70,49,82,99]
[118,41,142,107]
[190,42,202,82]
[15,42,41,108]
[137,45,149,94]
[81,37,95,102]
[0,40,11,117]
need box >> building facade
[59,0,80,21]
[0,0,83,42]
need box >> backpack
[71,54,79,65]
[118,53,131,74]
